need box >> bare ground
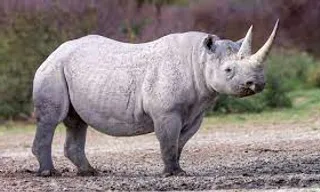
[1,117,320,191]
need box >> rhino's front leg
[154,113,185,177]
[177,113,204,161]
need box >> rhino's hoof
[37,169,61,177]
[162,168,187,177]
[77,169,98,177]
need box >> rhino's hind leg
[63,106,97,176]
[32,99,65,177]
[32,66,70,176]
[32,121,60,176]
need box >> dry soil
[1,118,320,191]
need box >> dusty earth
[1,117,320,191]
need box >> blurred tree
[0,5,98,120]
[136,0,187,21]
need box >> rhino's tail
[32,42,73,123]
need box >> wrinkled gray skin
[32,21,279,177]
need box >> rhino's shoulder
[71,34,124,47]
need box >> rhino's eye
[225,68,232,73]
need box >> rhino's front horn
[238,25,253,58]
[250,19,279,64]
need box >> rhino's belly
[70,93,154,136]
[93,118,155,137]
[75,109,154,136]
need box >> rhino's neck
[190,41,218,105]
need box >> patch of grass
[288,89,320,108]
[203,88,320,127]
[0,122,65,136]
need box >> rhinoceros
[32,20,279,177]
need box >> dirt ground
[1,117,320,191]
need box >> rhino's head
[201,20,279,97]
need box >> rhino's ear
[203,35,216,52]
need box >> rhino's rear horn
[237,25,253,58]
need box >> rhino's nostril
[246,81,254,87]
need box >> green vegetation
[203,88,320,128]
[0,122,65,135]
[266,51,320,90]
[0,8,98,120]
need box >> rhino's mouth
[238,88,256,98]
